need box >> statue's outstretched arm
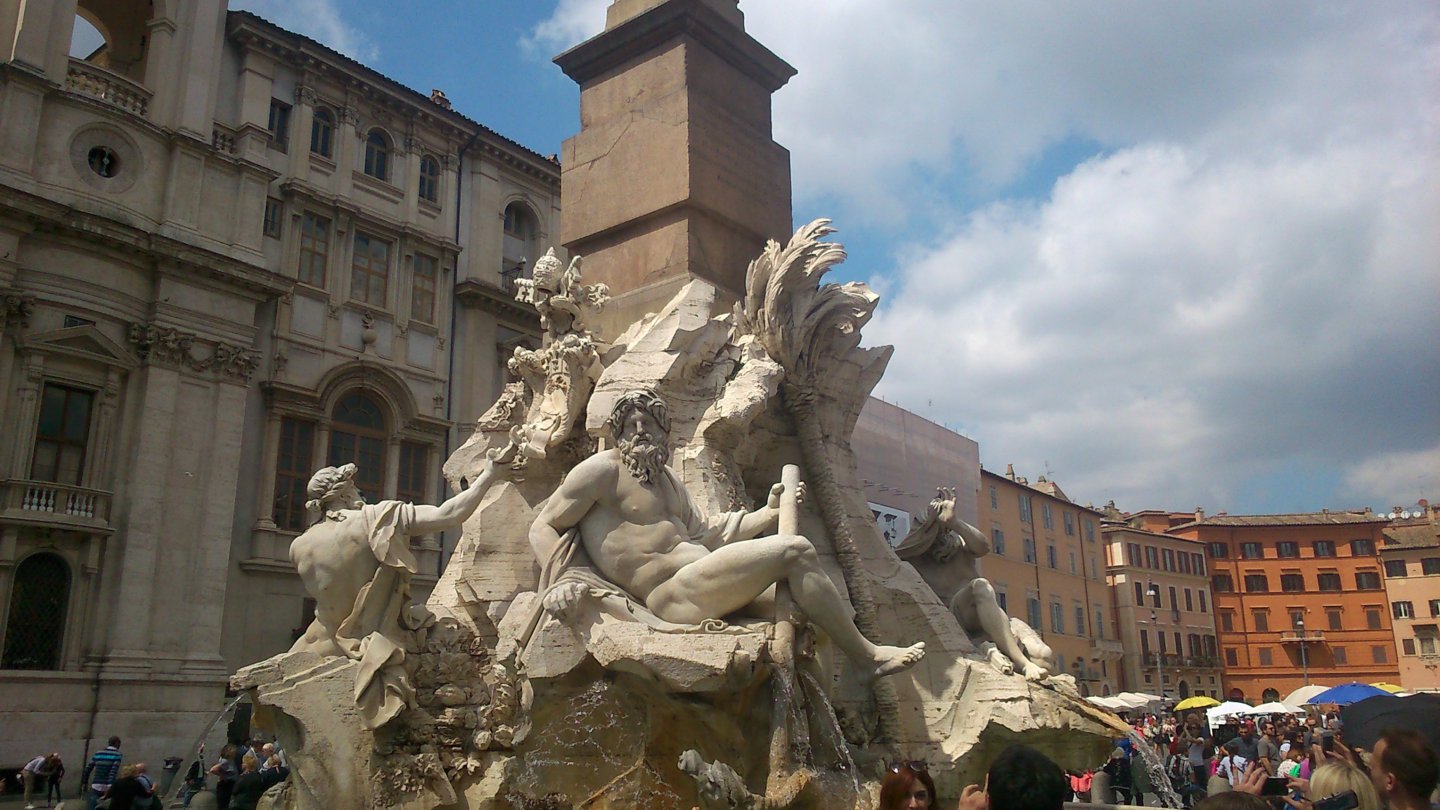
[409,458,510,534]
[951,515,991,557]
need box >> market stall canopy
[1206,701,1255,728]
[1283,684,1331,705]
[1306,682,1395,706]
[1242,701,1304,715]
[1175,695,1220,711]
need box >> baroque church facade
[0,0,555,769]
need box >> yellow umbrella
[1370,682,1405,694]
[1175,695,1221,711]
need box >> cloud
[523,0,606,56]
[231,0,378,63]
[1343,444,1440,510]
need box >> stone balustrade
[1,478,112,525]
[65,58,151,117]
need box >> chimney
[1006,464,1016,480]
[1195,507,1205,521]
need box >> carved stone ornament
[2,291,36,331]
[126,321,261,381]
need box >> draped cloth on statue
[522,467,750,648]
[332,501,435,729]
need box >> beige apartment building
[980,468,1121,696]
[1379,503,1440,692]
[0,0,555,770]
[1103,517,1221,699]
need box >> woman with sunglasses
[880,760,936,809]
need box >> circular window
[87,146,119,177]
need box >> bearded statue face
[615,406,670,485]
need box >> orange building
[1378,503,1440,692]
[979,468,1122,696]
[1170,510,1399,703]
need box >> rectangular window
[351,232,391,306]
[1258,647,1272,666]
[1023,537,1036,564]
[1431,599,1440,617]
[31,383,94,485]
[1281,573,1305,592]
[1351,538,1375,556]
[1019,495,1032,523]
[1144,546,1160,569]
[1163,548,1176,571]
[1327,609,1342,630]
[1050,601,1064,634]
[396,441,429,505]
[1212,574,1233,593]
[1185,588,1194,611]
[1128,542,1141,566]
[1402,637,1416,655]
[1241,542,1263,559]
[1385,559,1408,577]
[1253,610,1269,632]
[1027,596,1042,630]
[1159,631,1168,652]
[1046,544,1057,569]
[991,528,1005,555]
[1064,511,1075,536]
[298,212,330,288]
[1085,518,1095,542]
[272,418,316,531]
[1314,540,1336,557]
[1094,604,1104,638]
[1199,590,1208,613]
[1089,555,1098,579]
[1069,550,1077,575]
[1333,646,1347,665]
[1178,552,1190,575]
[263,197,283,238]
[1040,502,1053,530]
[1421,634,1438,656]
[1372,645,1388,663]
[1355,570,1381,590]
[1151,586,1162,608]
[411,254,438,324]
[1290,609,1305,628]
[1134,581,1144,606]
[1193,553,1206,575]
[1075,605,1086,635]
[1366,608,1382,629]
[989,485,998,509]
[268,99,291,148]
[1244,573,1269,593]
[1168,585,1179,611]
[1220,611,1234,632]
[995,587,1007,612]
[1277,541,1299,558]
[1393,601,1414,619]
[1140,628,1151,654]
[1422,557,1440,575]
[1225,648,1238,666]
[1208,542,1228,559]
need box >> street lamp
[1148,583,1163,699]
[1295,616,1309,686]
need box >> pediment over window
[22,326,138,369]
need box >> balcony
[1092,638,1125,659]
[65,59,151,117]
[1,479,112,532]
[1280,630,1326,644]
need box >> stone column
[7,355,42,478]
[250,411,283,560]
[4,0,78,83]
[0,527,17,656]
[555,0,795,336]
[336,106,358,197]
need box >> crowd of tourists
[11,733,289,810]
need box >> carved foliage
[126,322,260,382]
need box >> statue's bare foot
[867,642,925,681]
[986,647,1014,675]
[1020,661,1048,681]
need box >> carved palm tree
[735,219,901,744]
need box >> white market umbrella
[1284,684,1331,705]
[1243,701,1304,715]
[1206,701,1254,729]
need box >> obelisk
[555,0,796,335]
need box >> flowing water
[164,693,248,802]
[1125,729,1183,808]
[799,670,861,802]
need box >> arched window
[327,392,386,502]
[502,202,538,281]
[2,553,70,670]
[1261,688,1280,703]
[1178,680,1191,699]
[418,156,440,203]
[503,202,536,240]
[363,130,390,180]
[311,108,334,157]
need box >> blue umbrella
[1305,681,1396,706]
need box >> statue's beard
[617,432,669,485]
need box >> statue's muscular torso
[561,449,710,601]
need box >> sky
[225,0,1439,517]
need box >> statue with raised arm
[289,456,511,728]
[895,488,1055,681]
[528,389,925,682]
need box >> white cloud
[527,1,1440,511]
[524,0,606,56]
[231,0,378,63]
[1343,444,1440,510]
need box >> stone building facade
[1102,519,1222,699]
[1378,503,1440,692]
[0,0,556,772]
[1171,510,1399,702]
[980,468,1121,697]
